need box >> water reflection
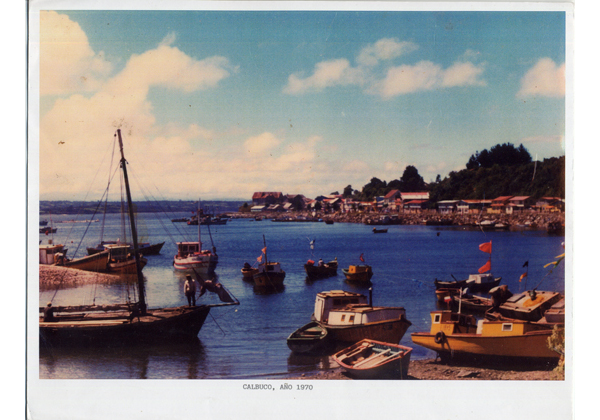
[253,285,285,295]
[40,339,208,379]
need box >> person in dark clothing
[43,302,55,322]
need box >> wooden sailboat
[39,129,239,347]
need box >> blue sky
[36,8,567,201]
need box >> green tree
[400,165,426,191]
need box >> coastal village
[243,191,565,230]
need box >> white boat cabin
[105,245,133,262]
[39,241,66,265]
[176,242,201,257]
[313,290,368,323]
[326,306,406,326]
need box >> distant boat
[333,339,412,379]
[304,258,338,280]
[39,220,48,226]
[171,217,189,223]
[324,220,334,225]
[241,262,259,281]
[372,228,388,233]
[287,321,331,354]
[342,265,373,283]
[39,226,57,234]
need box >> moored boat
[372,228,388,233]
[489,289,563,322]
[464,273,501,293]
[333,339,412,379]
[287,321,331,354]
[241,262,259,280]
[174,201,218,274]
[410,310,560,363]
[304,258,338,279]
[451,293,492,314]
[39,241,67,265]
[252,236,286,288]
[313,289,411,345]
[342,265,373,283]
[39,226,57,234]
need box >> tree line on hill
[340,143,565,204]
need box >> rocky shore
[287,358,562,381]
[39,265,134,291]
[230,210,565,230]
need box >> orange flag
[519,272,527,282]
[478,259,491,273]
[262,247,267,254]
[479,241,492,254]
[257,255,263,263]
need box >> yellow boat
[411,310,560,363]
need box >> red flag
[256,255,263,263]
[443,296,452,303]
[479,241,492,254]
[261,247,267,254]
[359,253,365,263]
[519,272,527,282]
[478,259,491,273]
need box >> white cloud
[356,38,418,66]
[283,59,363,94]
[517,58,565,97]
[39,13,237,200]
[40,11,113,95]
[370,59,486,99]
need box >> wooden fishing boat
[287,321,331,354]
[241,264,259,280]
[253,236,286,288]
[333,339,412,379]
[313,289,411,345]
[105,245,148,274]
[541,297,565,324]
[174,202,218,274]
[410,310,560,363]
[304,258,338,279]
[40,129,239,347]
[39,220,48,226]
[171,217,189,223]
[342,265,373,283]
[39,241,67,265]
[87,240,165,256]
[489,290,563,322]
[434,277,468,290]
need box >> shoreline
[285,358,561,381]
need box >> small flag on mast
[478,259,491,273]
[359,253,365,263]
[479,241,492,254]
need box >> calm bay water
[38,213,565,379]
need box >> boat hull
[173,254,218,273]
[321,318,411,345]
[39,305,211,347]
[88,242,165,256]
[304,262,338,280]
[108,257,148,274]
[410,330,559,361]
[62,251,110,272]
[342,266,373,283]
[253,272,286,288]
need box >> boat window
[349,315,355,323]
[341,315,346,321]
[501,323,513,332]
[433,314,441,323]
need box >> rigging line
[209,312,227,336]
[99,137,118,243]
[60,134,121,242]
[128,168,188,244]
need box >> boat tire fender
[434,331,445,344]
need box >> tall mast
[197,199,202,248]
[116,129,147,315]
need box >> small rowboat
[287,321,331,354]
[342,265,373,283]
[333,339,412,379]
[451,293,493,313]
